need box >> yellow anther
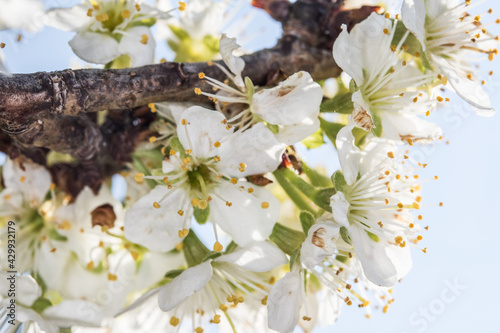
[413,97,418,103]
[153,201,161,209]
[191,197,200,206]
[175,242,183,251]
[418,215,423,220]
[181,119,188,125]
[107,273,117,281]
[425,110,431,116]
[397,202,404,209]
[178,1,187,11]
[19,176,26,183]
[87,8,94,17]
[170,149,177,155]
[387,151,395,158]
[394,236,403,244]
[177,209,184,216]
[140,34,148,45]
[437,96,444,102]
[214,141,221,148]
[169,316,180,327]
[178,229,189,238]
[96,13,109,22]
[50,183,56,190]
[219,304,228,311]
[413,202,421,209]
[213,241,223,252]
[149,136,157,143]
[135,3,141,11]
[474,15,481,22]
[194,88,202,95]
[198,72,205,79]
[121,9,131,18]
[409,223,415,228]
[213,314,221,324]
[87,261,94,270]
[226,201,232,207]
[385,13,390,19]
[248,188,254,193]
[385,170,390,176]
[261,202,270,209]
[230,178,238,184]
[383,28,390,35]
[385,198,389,205]
[417,235,423,241]
[261,295,268,305]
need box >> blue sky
[1,1,500,332]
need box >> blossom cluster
[0,0,498,332]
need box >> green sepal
[105,54,132,69]
[371,112,383,138]
[131,155,156,189]
[128,16,156,28]
[269,223,306,255]
[340,226,352,245]
[202,35,219,53]
[299,211,315,236]
[302,163,332,188]
[224,241,238,254]
[349,79,358,93]
[289,249,300,270]
[164,269,184,279]
[312,188,336,213]
[168,25,190,40]
[335,254,349,264]
[320,92,354,114]
[48,228,68,242]
[203,251,223,262]
[31,297,52,314]
[392,20,432,71]
[169,137,187,157]
[193,205,210,224]
[301,129,325,149]
[245,76,255,99]
[331,171,348,193]
[183,231,210,267]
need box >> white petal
[386,240,412,280]
[45,5,92,32]
[215,241,286,272]
[219,34,245,89]
[330,192,350,228]
[218,123,285,177]
[379,112,442,142]
[158,261,213,312]
[351,91,374,132]
[432,55,495,116]
[267,271,303,333]
[349,224,398,287]
[0,274,41,306]
[124,186,185,252]
[210,182,279,246]
[177,106,232,159]
[16,307,53,332]
[274,113,320,145]
[300,222,340,269]
[335,122,360,185]
[333,24,364,85]
[69,32,121,65]
[119,26,155,67]
[401,0,427,50]
[43,300,103,327]
[251,71,323,125]
[3,158,52,206]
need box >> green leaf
[299,211,315,236]
[183,231,210,267]
[331,171,347,193]
[269,223,306,255]
[301,129,325,149]
[319,117,344,148]
[320,92,354,114]
[193,205,210,224]
[273,168,316,215]
[31,297,52,314]
[340,226,352,245]
[302,163,332,188]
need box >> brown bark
[0,1,378,195]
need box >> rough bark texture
[0,0,378,196]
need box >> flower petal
[124,186,185,252]
[218,123,285,177]
[274,113,320,145]
[69,32,121,65]
[43,300,103,328]
[349,224,398,287]
[219,34,245,89]
[379,112,442,142]
[335,122,360,186]
[251,71,323,125]
[45,5,92,32]
[330,192,350,228]
[158,261,213,312]
[209,182,279,246]
[267,270,303,333]
[214,241,286,272]
[333,24,364,85]
[119,26,155,67]
[300,222,340,269]
[401,0,427,50]
[432,55,495,116]
[177,106,232,159]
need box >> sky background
[1,0,500,332]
